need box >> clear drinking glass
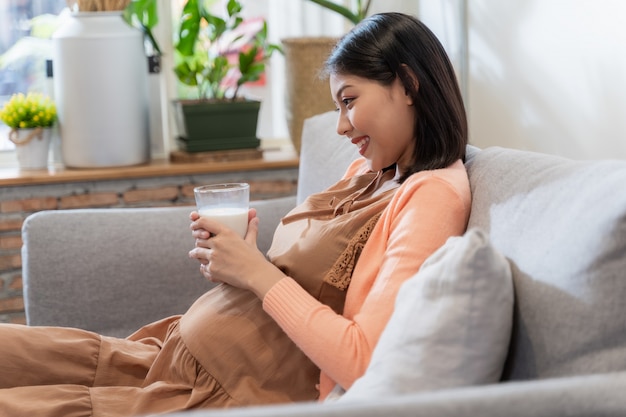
[193,183,250,238]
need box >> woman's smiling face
[330,73,417,173]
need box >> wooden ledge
[0,148,299,187]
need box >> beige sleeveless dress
[0,168,397,417]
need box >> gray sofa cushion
[338,228,514,400]
[161,370,626,417]
[21,197,295,337]
[297,111,359,203]
[22,207,213,337]
[465,146,626,381]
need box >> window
[0,0,66,153]
[3,1,428,167]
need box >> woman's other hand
[188,209,284,299]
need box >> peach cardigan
[263,157,471,400]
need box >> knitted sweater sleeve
[263,163,470,395]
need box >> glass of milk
[193,183,250,238]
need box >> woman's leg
[0,380,231,417]
[0,323,161,388]
[0,385,92,417]
[0,317,232,417]
[0,324,100,388]
[0,384,193,417]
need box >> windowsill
[0,144,298,187]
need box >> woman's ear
[399,64,419,105]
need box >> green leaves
[174,0,282,100]
[306,0,371,25]
[122,0,161,55]
[176,0,201,57]
[226,0,243,17]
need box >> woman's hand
[188,209,285,299]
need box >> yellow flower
[0,92,57,128]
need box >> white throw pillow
[338,228,514,401]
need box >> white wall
[423,0,626,160]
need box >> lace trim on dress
[323,212,383,291]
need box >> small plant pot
[173,99,261,152]
[9,127,52,170]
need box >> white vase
[9,128,52,170]
[52,11,149,168]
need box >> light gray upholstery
[22,199,295,337]
[21,110,626,416]
[161,371,626,417]
[465,147,626,382]
[23,206,208,337]
[297,111,359,203]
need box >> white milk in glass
[199,207,248,238]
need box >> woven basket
[282,37,338,153]
[66,0,130,11]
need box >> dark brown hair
[324,12,467,182]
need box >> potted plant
[282,0,371,153]
[0,92,57,170]
[172,0,282,153]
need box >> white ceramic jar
[52,11,149,168]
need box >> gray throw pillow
[338,228,513,401]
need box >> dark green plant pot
[173,99,261,152]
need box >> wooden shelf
[0,148,299,187]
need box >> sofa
[21,110,626,416]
